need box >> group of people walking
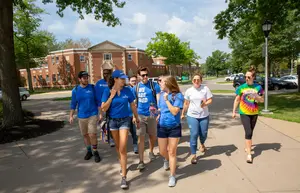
[69,65,264,189]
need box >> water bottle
[149,103,157,118]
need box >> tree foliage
[205,50,230,77]
[145,31,200,75]
[14,0,54,92]
[49,38,93,51]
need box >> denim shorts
[109,117,131,131]
[157,124,182,138]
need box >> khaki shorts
[78,115,98,135]
[136,115,157,136]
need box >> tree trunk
[0,0,24,128]
[26,67,33,92]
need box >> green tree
[205,50,230,77]
[0,0,125,128]
[14,0,55,92]
[146,32,200,75]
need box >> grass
[216,81,233,84]
[30,87,73,95]
[259,92,300,123]
[211,90,235,94]
[53,97,72,101]
[177,80,192,85]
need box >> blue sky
[37,0,230,62]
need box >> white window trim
[103,53,112,61]
[128,54,132,61]
[80,55,85,62]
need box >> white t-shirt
[184,85,213,119]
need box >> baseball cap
[112,70,128,79]
[78,71,89,78]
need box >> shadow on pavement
[176,159,222,181]
[200,144,238,159]
[252,142,282,159]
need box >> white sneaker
[163,159,170,171]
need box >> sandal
[200,145,207,153]
[191,156,197,164]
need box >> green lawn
[53,97,72,101]
[30,87,73,95]
[216,81,233,84]
[177,80,192,85]
[211,90,235,94]
[259,92,300,123]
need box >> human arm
[201,86,213,108]
[101,88,117,112]
[164,92,181,116]
[232,95,241,118]
[69,89,77,124]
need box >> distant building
[18,40,197,88]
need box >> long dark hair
[108,77,115,89]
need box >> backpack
[135,80,157,107]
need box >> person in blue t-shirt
[127,75,138,154]
[101,70,139,190]
[132,66,161,170]
[95,66,115,147]
[156,76,184,187]
[69,71,101,163]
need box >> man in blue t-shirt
[95,66,115,147]
[69,71,101,163]
[133,66,161,170]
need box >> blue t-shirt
[127,86,134,117]
[158,92,184,128]
[101,87,135,118]
[70,84,98,119]
[133,81,161,116]
[95,79,108,107]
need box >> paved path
[1,95,300,193]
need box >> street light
[262,20,272,114]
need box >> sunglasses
[141,74,148,77]
[193,79,201,81]
[246,76,252,79]
[158,79,162,82]
[103,73,111,75]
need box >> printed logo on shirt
[99,84,108,87]
[122,95,128,99]
[138,87,148,103]
[86,90,92,94]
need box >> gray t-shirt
[184,85,213,119]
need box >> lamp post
[262,20,272,114]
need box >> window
[80,55,85,62]
[66,63,70,72]
[52,74,56,82]
[51,56,54,64]
[57,73,61,81]
[104,53,112,60]
[56,56,59,64]
[33,76,37,83]
[38,75,43,81]
[46,75,49,82]
[128,54,132,61]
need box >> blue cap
[112,70,128,79]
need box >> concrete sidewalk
[1,114,300,193]
[1,94,300,193]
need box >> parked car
[0,87,30,101]
[280,75,298,86]
[233,75,267,90]
[269,77,298,90]
[224,74,237,81]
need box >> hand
[133,117,140,129]
[69,116,74,124]
[163,92,168,101]
[232,112,237,119]
[110,89,117,98]
[156,115,160,123]
[201,99,207,108]
[181,114,185,120]
[98,114,103,122]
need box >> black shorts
[157,124,182,138]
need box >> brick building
[19,40,195,88]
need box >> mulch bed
[0,114,65,144]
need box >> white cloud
[132,13,147,25]
[48,21,65,32]
[73,15,105,36]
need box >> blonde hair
[164,76,180,93]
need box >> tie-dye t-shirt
[236,83,264,115]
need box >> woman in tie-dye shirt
[232,66,264,164]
